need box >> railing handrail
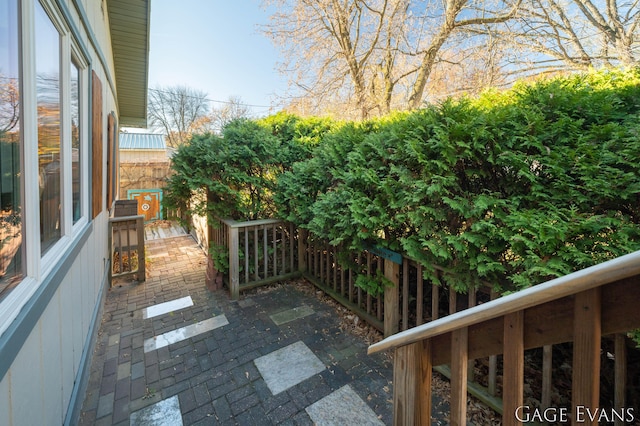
[109,214,145,223]
[220,218,283,229]
[368,249,640,355]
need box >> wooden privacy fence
[108,215,146,285]
[368,250,640,426]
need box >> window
[35,1,62,254]
[0,0,23,297]
[0,0,89,301]
[71,61,81,223]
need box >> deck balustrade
[108,215,146,285]
[368,250,640,426]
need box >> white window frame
[0,0,91,336]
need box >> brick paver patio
[78,233,394,425]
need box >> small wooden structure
[109,208,146,286]
[368,250,640,426]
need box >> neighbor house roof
[119,133,166,150]
[108,0,151,127]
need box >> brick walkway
[79,234,394,425]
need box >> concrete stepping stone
[269,305,314,325]
[142,296,193,319]
[254,340,325,395]
[130,395,182,426]
[306,385,384,425]
[144,315,229,352]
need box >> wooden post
[384,258,400,337]
[541,345,552,410]
[229,226,240,300]
[572,288,601,425]
[108,219,114,287]
[431,283,439,321]
[298,229,307,273]
[136,215,145,282]
[393,341,432,426]
[403,258,409,331]
[449,286,457,315]
[614,334,626,426]
[450,327,468,426]
[502,311,524,426]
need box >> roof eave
[107,0,151,128]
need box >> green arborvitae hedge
[275,68,640,293]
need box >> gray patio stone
[254,340,326,395]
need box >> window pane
[71,62,81,223]
[0,0,23,298]
[35,2,61,254]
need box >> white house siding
[0,0,132,424]
[1,231,104,425]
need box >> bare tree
[262,0,520,117]
[147,85,210,147]
[484,0,639,78]
[0,74,20,134]
[209,96,253,133]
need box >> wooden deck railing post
[572,287,601,425]
[384,258,400,337]
[229,226,240,300]
[393,340,432,426]
[450,327,468,426]
[502,311,524,426]
[298,229,308,272]
[136,215,145,281]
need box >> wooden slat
[502,311,524,426]
[541,345,552,409]
[449,286,457,315]
[450,327,468,426]
[614,334,626,426]
[417,264,424,326]
[244,229,249,284]
[393,341,432,426]
[229,227,240,300]
[431,282,439,321]
[571,288,601,425]
[402,259,409,331]
[254,227,259,281]
[424,277,640,365]
[369,251,640,355]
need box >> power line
[148,87,276,109]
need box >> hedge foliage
[163,114,338,221]
[165,68,640,294]
[275,68,640,292]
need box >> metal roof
[119,133,166,150]
[107,0,151,127]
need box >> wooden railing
[302,236,386,332]
[214,218,299,299]
[108,215,146,285]
[368,250,640,426]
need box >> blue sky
[148,0,287,116]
